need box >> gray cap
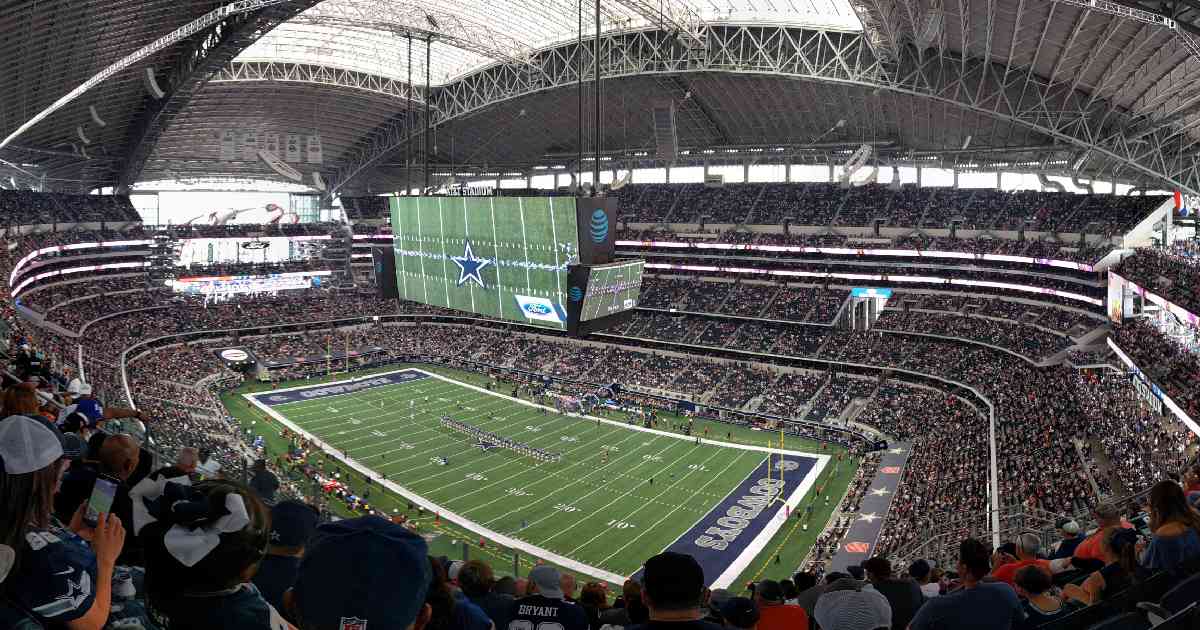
[815,580,892,630]
[528,565,564,599]
[708,587,733,614]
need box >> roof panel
[235,0,862,84]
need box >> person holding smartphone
[0,414,126,630]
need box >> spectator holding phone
[0,414,126,630]
[54,434,145,565]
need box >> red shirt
[758,603,809,630]
[991,559,1051,586]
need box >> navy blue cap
[292,516,431,630]
[719,597,760,629]
[269,500,319,548]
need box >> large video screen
[168,271,330,297]
[1108,272,1125,324]
[177,236,325,267]
[577,260,644,321]
[390,196,583,330]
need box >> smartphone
[84,474,120,528]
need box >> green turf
[224,364,860,592]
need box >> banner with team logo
[214,347,256,368]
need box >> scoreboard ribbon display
[389,195,642,335]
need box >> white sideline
[244,367,830,585]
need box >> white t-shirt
[921,583,941,598]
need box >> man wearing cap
[63,381,145,429]
[508,565,588,630]
[718,597,759,630]
[628,552,723,630]
[752,580,808,630]
[814,577,891,630]
[702,588,732,626]
[254,500,321,618]
[1047,519,1084,560]
[285,515,433,630]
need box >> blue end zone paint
[635,455,817,585]
[252,370,430,405]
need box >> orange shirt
[1074,522,1135,561]
[758,603,809,630]
[991,559,1051,585]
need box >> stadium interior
[3,0,1200,629]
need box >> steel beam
[608,0,705,48]
[288,13,539,71]
[115,0,322,189]
[0,0,307,151]
[323,24,1200,195]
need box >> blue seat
[1154,603,1198,630]
[1085,611,1149,630]
[1161,573,1200,615]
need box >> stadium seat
[1161,574,1200,615]
[1085,611,1150,630]
[1153,602,1198,630]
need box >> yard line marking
[535,439,723,542]
[462,197,476,312]
[489,197,504,316]
[518,198,532,294]
[458,426,654,519]
[591,448,750,562]
[437,198,451,306]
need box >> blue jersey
[507,594,589,630]
[7,523,98,625]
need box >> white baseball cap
[0,415,65,475]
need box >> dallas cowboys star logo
[450,239,493,288]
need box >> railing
[892,467,1182,567]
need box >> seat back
[1084,611,1149,630]
[1161,574,1200,615]
[1154,602,1198,630]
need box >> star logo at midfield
[858,512,880,523]
[450,239,493,288]
[870,488,891,497]
[889,447,906,455]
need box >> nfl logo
[340,617,368,630]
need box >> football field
[245,368,828,586]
